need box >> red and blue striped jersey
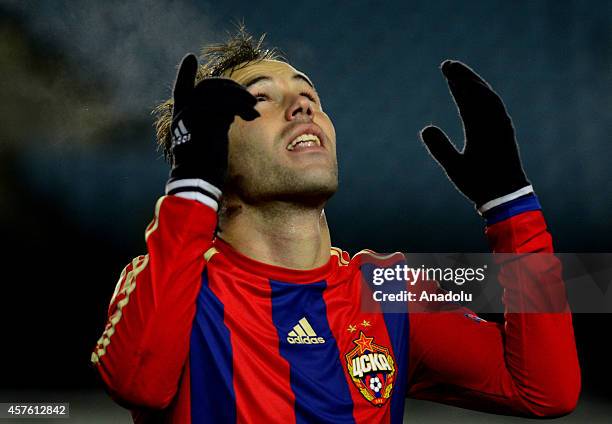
[92,195,580,423]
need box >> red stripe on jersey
[207,259,296,423]
[169,357,192,423]
[323,262,393,424]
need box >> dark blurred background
[1,0,610,422]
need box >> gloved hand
[420,60,532,213]
[167,53,259,197]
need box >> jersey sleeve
[407,210,581,417]
[91,195,217,409]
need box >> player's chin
[293,158,337,181]
[294,169,339,199]
[285,148,333,166]
[285,180,338,206]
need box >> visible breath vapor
[2,0,220,117]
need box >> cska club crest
[345,331,396,406]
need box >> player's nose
[285,95,314,121]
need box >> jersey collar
[213,237,336,283]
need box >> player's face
[225,60,338,205]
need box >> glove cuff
[482,193,541,226]
[478,185,534,214]
[165,177,222,211]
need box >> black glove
[420,60,532,212]
[168,54,259,195]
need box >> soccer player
[92,28,580,423]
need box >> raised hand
[420,60,532,212]
[169,54,259,192]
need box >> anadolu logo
[287,317,326,345]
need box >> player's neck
[217,200,331,271]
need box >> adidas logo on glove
[287,317,326,344]
[171,119,191,147]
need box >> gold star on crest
[347,324,357,333]
[361,320,371,328]
[353,331,375,355]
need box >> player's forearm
[486,210,581,416]
[407,210,580,417]
[91,195,216,409]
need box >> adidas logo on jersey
[287,317,325,344]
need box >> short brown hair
[153,24,283,162]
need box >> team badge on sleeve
[345,331,396,406]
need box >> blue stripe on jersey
[382,308,409,423]
[360,258,410,423]
[190,272,236,424]
[484,194,541,225]
[270,280,355,424]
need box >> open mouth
[286,133,322,151]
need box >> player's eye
[301,92,317,103]
[253,93,269,102]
